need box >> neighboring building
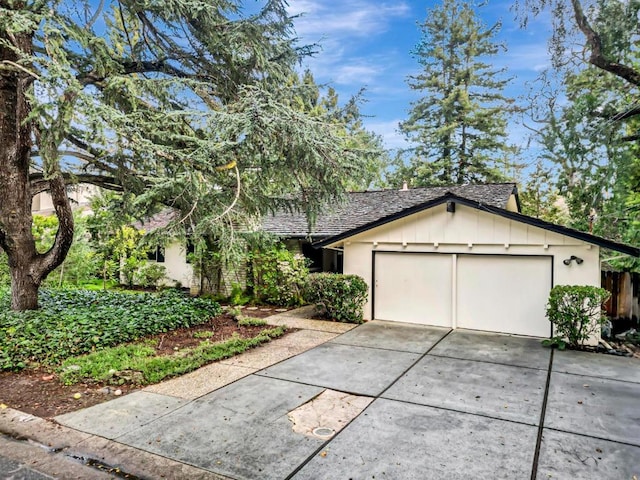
[31,184,98,216]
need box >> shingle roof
[133,209,178,232]
[262,183,517,238]
[314,192,640,257]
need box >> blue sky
[286,0,554,163]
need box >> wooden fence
[601,271,639,321]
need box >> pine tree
[394,0,518,187]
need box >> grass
[0,288,221,370]
[238,317,268,327]
[58,327,286,385]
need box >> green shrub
[134,262,167,289]
[229,283,251,306]
[251,245,308,306]
[304,273,368,324]
[0,288,221,370]
[544,285,611,349]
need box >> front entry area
[373,252,552,337]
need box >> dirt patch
[0,308,290,419]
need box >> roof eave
[314,194,640,257]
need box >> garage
[315,185,639,340]
[374,253,452,327]
[374,252,552,337]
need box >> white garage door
[374,253,552,337]
[456,255,552,337]
[374,253,452,327]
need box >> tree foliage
[0,0,380,310]
[521,0,640,269]
[391,0,518,187]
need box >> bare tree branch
[34,175,74,280]
[30,172,123,197]
[570,0,640,87]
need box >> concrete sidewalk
[1,310,639,479]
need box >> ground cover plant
[0,288,222,370]
[0,295,290,418]
[59,326,285,386]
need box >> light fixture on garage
[446,201,456,213]
[563,255,584,265]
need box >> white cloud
[289,1,411,39]
[364,119,407,150]
[500,42,551,73]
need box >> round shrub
[545,285,611,349]
[304,273,368,324]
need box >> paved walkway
[1,309,639,479]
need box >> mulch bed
[0,306,289,419]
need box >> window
[147,246,165,263]
[186,240,195,263]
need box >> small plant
[226,306,242,319]
[134,262,167,289]
[304,273,368,324]
[251,245,309,306]
[543,285,611,349]
[193,330,214,339]
[229,283,251,306]
[238,317,267,327]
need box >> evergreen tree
[0,0,379,310]
[393,0,518,187]
[287,70,389,190]
[519,160,566,223]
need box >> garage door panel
[375,253,452,327]
[457,255,551,337]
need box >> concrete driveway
[55,320,640,479]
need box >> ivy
[0,289,221,370]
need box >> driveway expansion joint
[427,351,551,371]
[530,347,554,480]
[540,426,640,449]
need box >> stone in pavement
[287,389,373,438]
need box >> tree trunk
[0,13,74,311]
[10,260,40,311]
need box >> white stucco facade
[328,202,602,338]
[157,241,195,288]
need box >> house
[125,182,639,340]
[310,183,639,339]
[31,184,96,216]
[263,183,521,275]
